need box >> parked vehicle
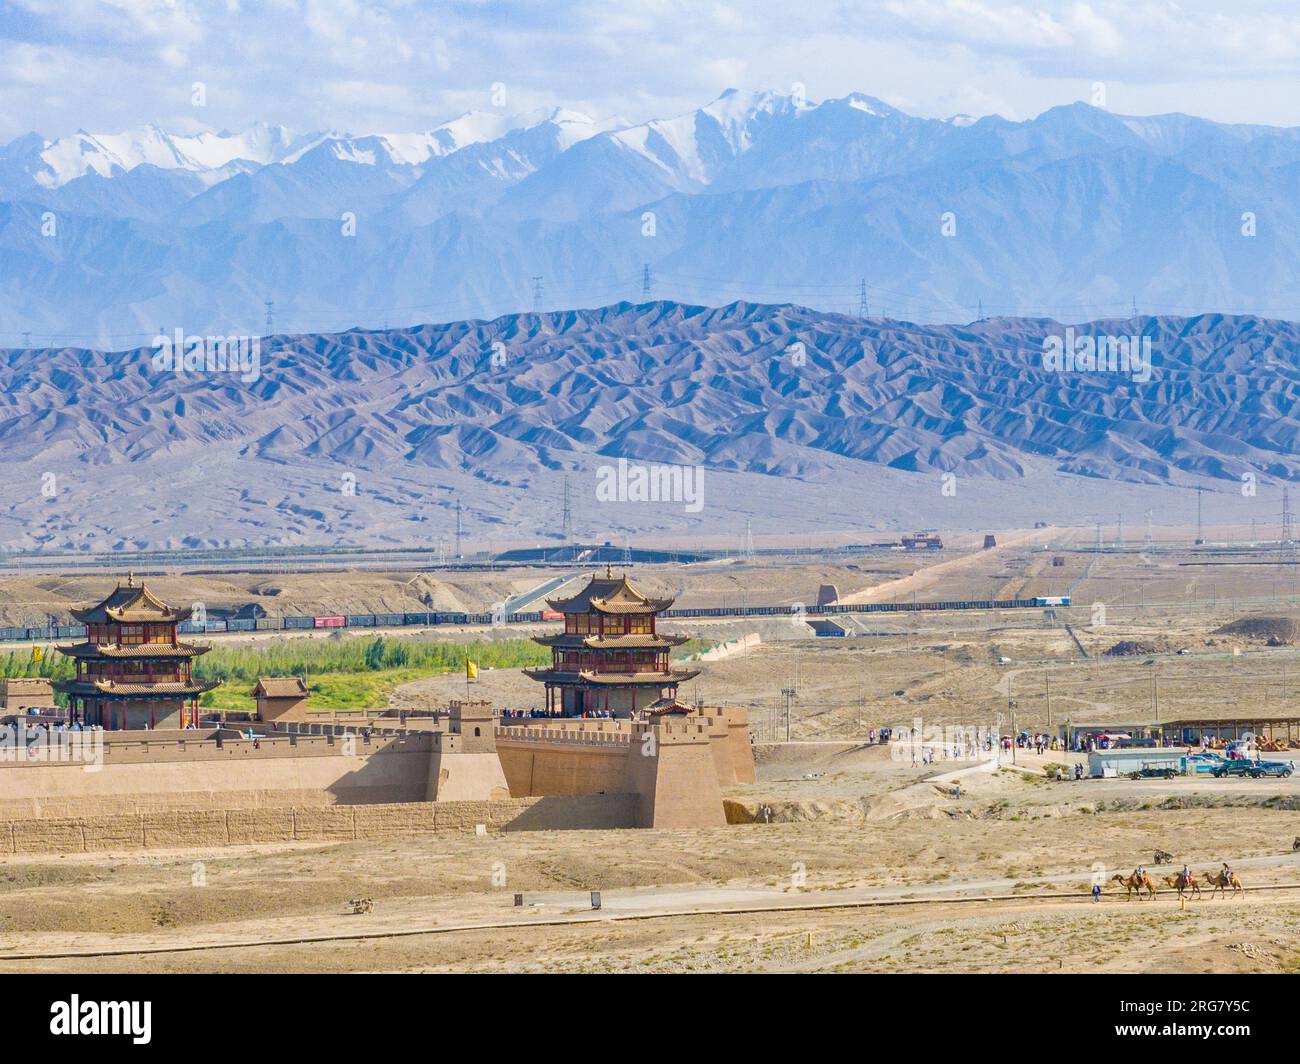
[1213,759,1294,779]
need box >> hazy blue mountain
[3,91,1300,342]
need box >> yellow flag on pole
[31,646,43,663]
[466,659,478,681]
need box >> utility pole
[1045,672,1051,728]
[781,682,796,742]
[454,499,463,561]
[1008,673,1016,765]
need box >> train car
[345,614,376,627]
[226,618,256,632]
[284,615,314,629]
[373,613,405,627]
[1034,596,1072,607]
[313,615,346,629]
[255,618,278,630]
[404,612,433,626]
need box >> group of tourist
[500,707,567,719]
[1016,732,1063,754]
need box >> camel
[1202,871,1244,899]
[1111,873,1157,900]
[1161,872,1201,899]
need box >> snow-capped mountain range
[2,88,1300,341]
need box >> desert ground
[4,529,1300,973]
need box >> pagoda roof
[532,632,688,649]
[53,678,221,698]
[524,666,700,686]
[56,642,210,659]
[545,567,675,615]
[69,576,191,624]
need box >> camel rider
[1134,866,1145,882]
[1222,863,1233,885]
[1181,864,1191,887]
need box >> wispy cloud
[0,0,1298,142]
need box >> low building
[252,677,310,722]
[1087,747,1188,778]
[0,678,55,711]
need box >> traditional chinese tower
[54,575,220,730]
[526,566,699,717]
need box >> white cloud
[0,0,1298,142]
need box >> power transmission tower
[264,300,274,336]
[744,517,755,558]
[454,499,464,560]
[858,279,868,318]
[1283,485,1295,546]
[21,331,31,348]
[531,276,543,312]
[1095,521,1103,553]
[560,477,572,541]
[642,264,652,299]
[1116,513,1124,548]
[1144,509,1153,547]
[1194,487,1205,545]
[978,297,984,319]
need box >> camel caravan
[1108,861,1244,901]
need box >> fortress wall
[723,708,756,785]
[622,733,727,829]
[428,750,512,802]
[496,738,629,797]
[0,794,640,855]
[0,739,434,818]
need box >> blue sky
[2,0,1299,140]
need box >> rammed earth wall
[0,794,639,854]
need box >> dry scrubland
[2,756,1299,973]
[5,532,1300,972]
